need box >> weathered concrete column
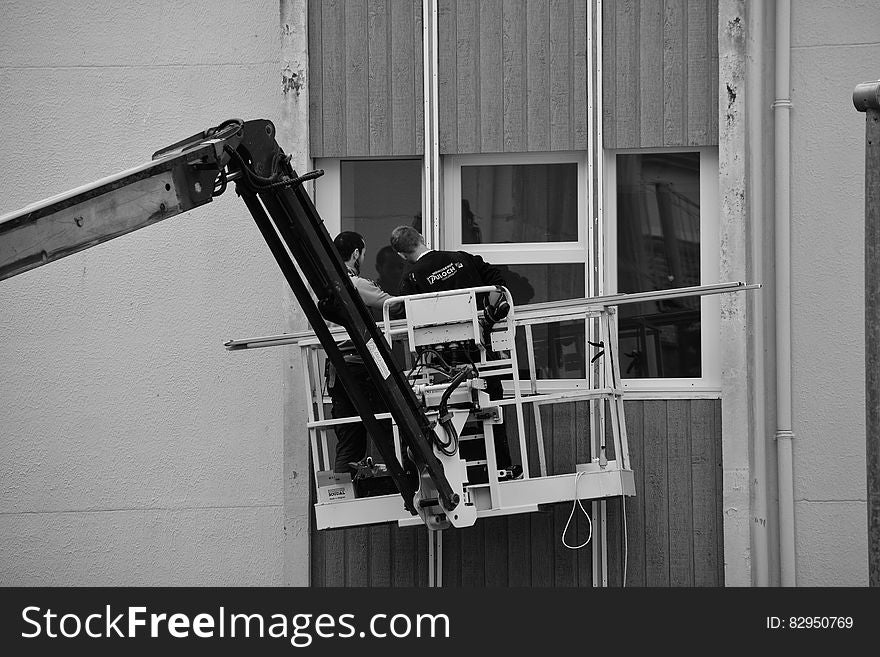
[717,0,752,586]
[279,0,311,586]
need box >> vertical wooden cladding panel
[346,0,370,156]
[310,399,723,587]
[454,0,479,153]
[308,0,324,158]
[643,400,670,585]
[390,0,425,156]
[368,0,390,155]
[602,0,718,148]
[525,0,550,151]
[617,399,723,587]
[686,0,717,144]
[439,0,588,154]
[501,0,525,152]
[437,0,458,153]
[667,399,694,586]
[308,0,423,157]
[548,0,571,150]
[479,1,503,153]
[692,398,722,586]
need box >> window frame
[314,148,721,397]
[442,151,589,264]
[313,156,426,245]
[603,146,721,396]
[443,151,592,389]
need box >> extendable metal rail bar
[0,118,459,519]
[224,281,762,351]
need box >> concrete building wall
[0,0,290,585]
[788,0,878,585]
[717,0,751,586]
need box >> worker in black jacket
[390,225,520,480]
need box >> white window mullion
[460,247,587,266]
[700,149,721,387]
[422,0,440,248]
[313,158,342,237]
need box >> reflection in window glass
[341,159,421,296]
[460,163,578,243]
[616,152,700,378]
[497,263,586,380]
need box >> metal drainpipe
[773,0,797,587]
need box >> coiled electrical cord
[561,471,593,550]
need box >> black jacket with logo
[399,250,505,307]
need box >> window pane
[341,159,421,295]
[496,263,586,380]
[616,152,701,378]
[460,163,578,243]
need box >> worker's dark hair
[390,225,424,255]
[333,231,365,261]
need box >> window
[445,153,589,380]
[314,158,422,297]
[340,159,422,291]
[606,148,720,390]
[459,163,579,244]
[316,149,718,391]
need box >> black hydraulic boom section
[0,118,457,518]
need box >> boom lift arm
[0,118,461,524]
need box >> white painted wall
[788,0,879,585]
[0,0,290,585]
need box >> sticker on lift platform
[365,338,391,380]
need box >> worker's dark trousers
[484,375,512,470]
[328,361,394,474]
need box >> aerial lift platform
[227,280,757,533]
[227,278,757,586]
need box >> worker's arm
[467,253,508,310]
[351,275,407,320]
[352,275,393,309]
[471,253,505,287]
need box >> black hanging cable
[407,350,428,380]
[423,348,456,374]
[589,340,605,363]
[434,367,470,456]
